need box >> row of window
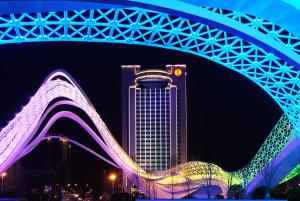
[136,120,171,123]
[136,116,171,119]
[136,154,170,156]
[139,165,170,168]
[136,134,171,136]
[136,109,170,112]
[136,101,170,103]
[137,90,171,93]
[136,141,170,143]
[136,124,170,126]
[136,116,170,119]
[136,114,170,116]
[137,93,170,95]
[136,136,170,138]
[136,135,170,137]
[136,140,171,142]
[136,100,170,103]
[136,137,171,139]
[139,166,170,170]
[136,119,170,121]
[137,159,170,162]
[136,147,178,150]
[136,111,170,113]
[136,145,170,147]
[136,96,170,100]
[136,101,170,104]
[136,119,171,122]
[136,128,171,131]
[138,122,171,126]
[136,151,170,153]
[137,158,170,161]
[136,112,170,114]
[136,128,170,130]
[136,93,170,96]
[136,152,170,154]
[136,115,171,117]
[136,95,170,97]
[136,99,170,104]
[136,130,170,132]
[136,119,171,121]
[136,107,170,109]
[138,163,170,166]
[137,135,171,138]
[135,130,172,133]
[136,145,170,148]
[136,155,170,157]
[136,133,170,135]
[136,123,171,126]
[136,137,170,140]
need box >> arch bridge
[0,0,300,198]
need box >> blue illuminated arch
[1,1,299,66]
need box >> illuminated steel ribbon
[0,70,297,198]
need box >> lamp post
[109,173,117,194]
[1,172,7,194]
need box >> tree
[270,184,285,199]
[150,180,157,199]
[111,192,133,201]
[132,169,140,189]
[130,169,141,198]
[226,172,233,199]
[251,186,266,199]
[228,184,243,199]
[215,194,224,199]
[241,170,250,199]
[261,161,276,199]
[203,163,213,199]
[169,168,177,199]
[143,170,152,199]
[184,176,193,198]
[285,185,300,201]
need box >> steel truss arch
[0,1,300,65]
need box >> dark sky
[0,42,282,185]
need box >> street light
[1,172,7,194]
[109,173,117,194]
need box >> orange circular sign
[174,68,182,77]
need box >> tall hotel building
[122,65,187,171]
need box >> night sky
[0,42,282,186]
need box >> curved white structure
[0,69,298,198]
[0,70,245,198]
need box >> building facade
[122,65,187,172]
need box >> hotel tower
[122,65,187,172]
